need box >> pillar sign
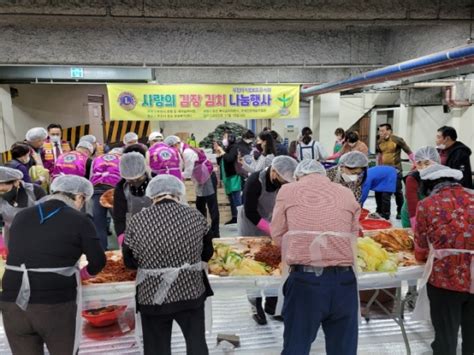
[70,67,84,78]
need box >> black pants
[140,305,208,355]
[428,283,474,355]
[1,301,77,355]
[375,192,392,219]
[393,172,404,214]
[195,173,220,238]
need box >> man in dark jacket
[436,126,472,188]
[215,132,242,224]
[1,175,106,355]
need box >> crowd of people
[0,122,472,355]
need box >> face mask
[244,139,253,144]
[222,139,229,147]
[341,173,359,182]
[0,186,18,201]
[50,135,61,143]
[437,144,446,150]
[348,142,356,147]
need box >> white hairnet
[120,152,147,179]
[123,132,139,145]
[339,151,369,168]
[294,159,326,178]
[420,164,463,181]
[415,146,440,164]
[109,147,123,155]
[76,141,94,154]
[146,174,186,199]
[25,127,48,142]
[50,175,94,199]
[0,167,23,182]
[79,135,97,144]
[149,131,163,142]
[271,156,298,182]
[164,135,181,146]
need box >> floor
[0,195,464,354]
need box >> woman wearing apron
[271,159,361,355]
[113,152,152,245]
[414,164,473,355]
[0,167,46,247]
[237,156,298,325]
[1,175,106,355]
[123,174,214,355]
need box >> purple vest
[52,151,88,179]
[149,142,182,180]
[90,153,121,187]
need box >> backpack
[191,147,213,185]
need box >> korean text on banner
[107,84,300,121]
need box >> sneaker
[272,315,284,322]
[224,218,237,225]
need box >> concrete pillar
[369,109,378,153]
[317,93,340,153]
[0,85,17,152]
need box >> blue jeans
[282,268,358,355]
[92,188,109,250]
[227,190,242,219]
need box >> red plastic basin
[359,208,370,220]
[360,219,392,230]
[82,305,127,328]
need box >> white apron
[412,245,474,321]
[133,261,207,354]
[275,231,359,317]
[4,263,82,354]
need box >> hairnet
[123,132,139,145]
[339,151,369,168]
[79,135,97,144]
[294,159,326,178]
[25,127,48,142]
[120,152,147,179]
[50,175,94,199]
[0,166,23,182]
[149,131,163,142]
[146,174,186,199]
[109,147,123,155]
[414,146,440,164]
[420,164,463,181]
[164,135,181,146]
[271,156,298,182]
[76,141,94,154]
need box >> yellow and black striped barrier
[62,124,90,149]
[104,120,151,144]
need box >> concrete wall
[9,84,108,141]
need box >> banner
[107,84,299,121]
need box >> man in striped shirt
[271,160,360,355]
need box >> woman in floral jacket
[414,164,474,355]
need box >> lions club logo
[118,92,137,111]
[64,154,77,163]
[159,150,172,161]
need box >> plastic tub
[360,208,370,220]
[82,305,127,328]
[360,219,392,231]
